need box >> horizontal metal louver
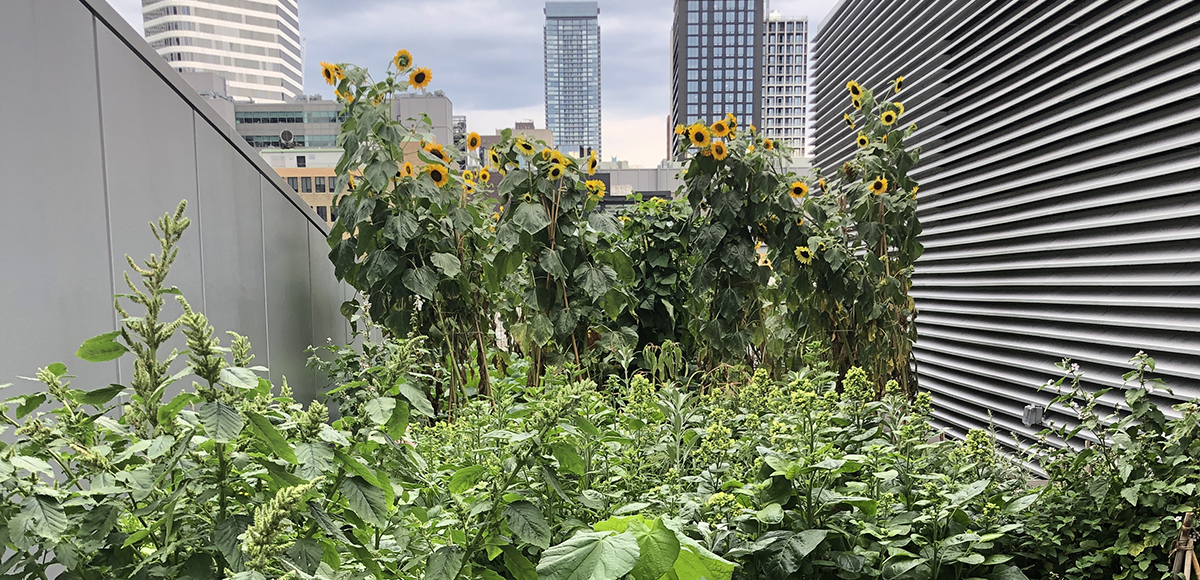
[812,0,1200,450]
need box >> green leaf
[588,211,622,235]
[398,379,436,417]
[755,503,784,524]
[197,401,243,443]
[449,465,487,494]
[541,248,570,279]
[957,553,985,565]
[220,367,260,390]
[426,545,465,580]
[946,479,990,506]
[22,494,69,540]
[295,442,335,480]
[76,331,127,362]
[513,201,551,234]
[11,456,53,476]
[403,265,439,300]
[382,212,420,249]
[503,546,539,580]
[364,397,396,425]
[776,529,828,575]
[245,411,297,463]
[215,516,251,572]
[628,519,680,580]
[552,442,586,476]
[15,394,46,418]
[537,531,640,580]
[80,384,126,406]
[430,253,462,278]
[47,363,67,377]
[670,531,735,580]
[884,558,927,578]
[987,564,1031,580]
[334,449,382,488]
[1004,493,1038,514]
[504,500,552,549]
[340,476,389,527]
[1120,486,1138,506]
[575,263,616,301]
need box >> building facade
[234,96,343,149]
[761,11,808,155]
[544,2,602,156]
[142,0,302,103]
[814,0,1200,451]
[670,0,764,159]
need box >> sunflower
[425,143,448,162]
[522,192,533,202]
[587,151,598,175]
[409,67,432,90]
[789,181,808,199]
[492,212,501,221]
[852,98,862,110]
[548,164,565,180]
[818,178,826,191]
[856,133,869,148]
[893,102,905,116]
[403,162,414,177]
[869,176,889,196]
[726,112,738,127]
[427,164,449,187]
[894,76,905,92]
[794,246,813,265]
[747,144,755,153]
[711,140,728,161]
[515,139,535,156]
[674,124,686,135]
[541,148,554,161]
[463,181,476,195]
[466,132,481,150]
[911,185,919,199]
[710,119,730,138]
[843,113,855,129]
[462,170,475,182]
[585,179,606,197]
[881,110,898,126]
[689,123,711,147]
[348,174,356,190]
[764,138,774,150]
[479,168,491,183]
[846,80,863,98]
[393,49,413,70]
[320,62,339,86]
[748,124,756,133]
[489,148,501,167]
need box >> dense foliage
[324,54,921,394]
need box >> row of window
[686,0,752,10]
[764,65,805,74]
[766,21,803,32]
[764,96,805,105]
[243,134,337,148]
[765,85,801,94]
[764,76,804,85]
[683,106,754,124]
[766,33,805,43]
[686,68,750,81]
[287,176,339,194]
[686,23,752,35]
[686,47,755,60]
[766,55,802,64]
[766,43,802,54]
[687,80,753,92]
[235,110,345,124]
[149,35,300,70]
[686,34,752,47]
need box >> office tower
[761,11,808,155]
[670,0,764,159]
[544,2,602,155]
[143,0,302,102]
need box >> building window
[286,177,298,191]
[315,176,326,193]
[301,177,312,193]
[317,206,328,220]
[296,155,306,167]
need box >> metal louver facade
[812,0,1200,451]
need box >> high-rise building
[670,0,764,159]
[143,0,302,103]
[544,2,602,156]
[761,11,808,155]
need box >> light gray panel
[194,114,269,362]
[0,0,117,389]
[309,226,345,392]
[263,179,314,400]
[95,22,203,382]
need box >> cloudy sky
[108,0,841,166]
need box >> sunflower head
[522,192,533,202]
[911,185,919,199]
[710,120,730,137]
[463,181,477,195]
[794,245,813,265]
[393,49,413,70]
[881,110,898,126]
[869,176,889,196]
[479,168,491,183]
[711,140,728,160]
[515,139,535,156]
[425,143,447,161]
[409,67,433,90]
[852,98,863,111]
[894,76,905,92]
[320,62,339,86]
[843,113,855,129]
[489,149,501,167]
[674,124,686,135]
[893,102,905,117]
[747,144,755,153]
[541,148,554,161]
[403,162,414,177]
[585,179,606,198]
[764,138,774,150]
[748,124,756,133]
[856,133,869,148]
[846,80,863,98]
[725,112,738,127]
[689,123,711,147]
[462,170,475,182]
[428,164,449,187]
[789,181,808,199]
[466,132,481,150]
[588,152,598,176]
[818,178,826,191]
[548,164,565,180]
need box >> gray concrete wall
[0,0,348,401]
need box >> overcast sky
[108,0,841,167]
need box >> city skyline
[108,0,841,167]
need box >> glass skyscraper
[762,12,809,155]
[143,0,302,103]
[670,0,764,159]
[544,2,602,156]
